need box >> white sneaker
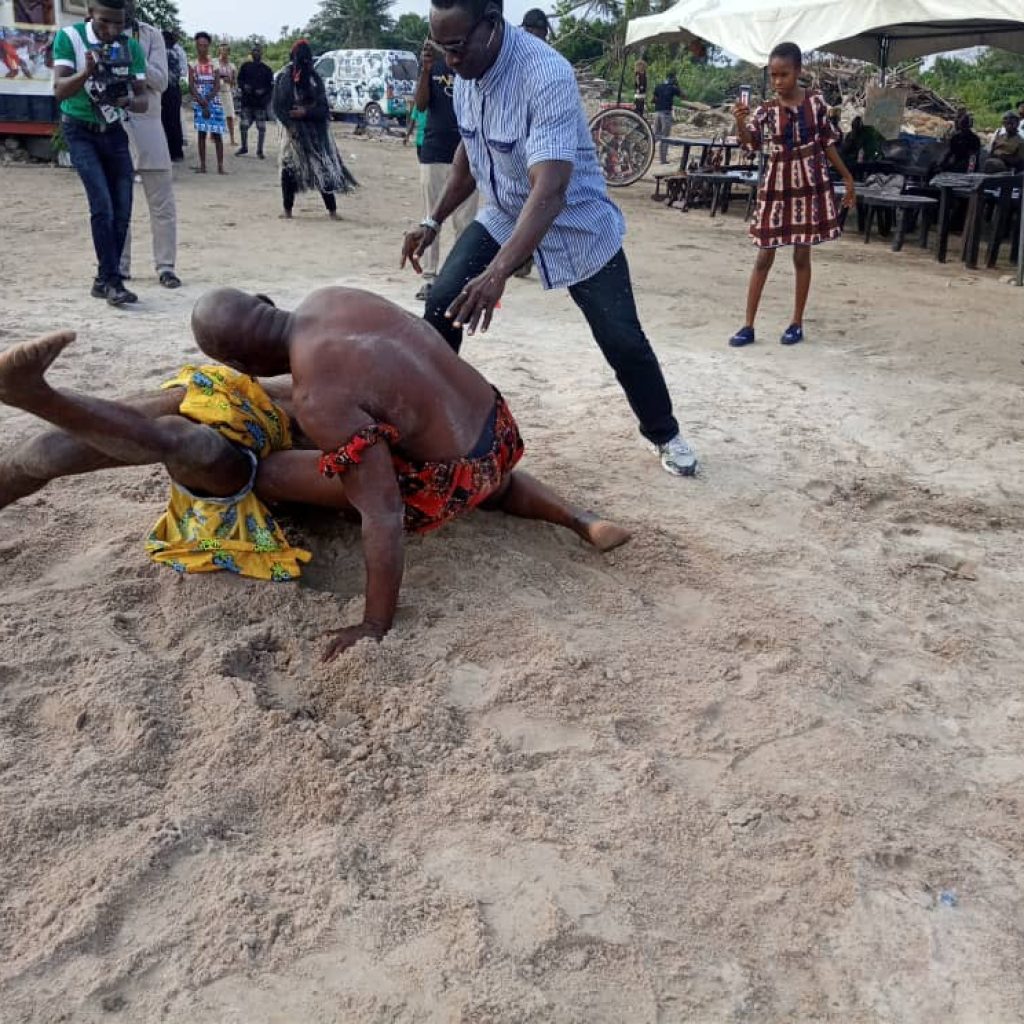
[658,434,698,477]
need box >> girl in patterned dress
[729,42,856,347]
[188,31,227,174]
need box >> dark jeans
[161,83,184,161]
[425,222,679,444]
[63,117,134,287]
[282,168,336,214]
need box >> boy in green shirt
[52,0,148,307]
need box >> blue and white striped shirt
[453,25,626,290]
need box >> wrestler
[0,289,630,658]
[196,285,631,657]
[0,339,319,581]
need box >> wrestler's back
[288,287,499,463]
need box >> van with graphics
[314,48,418,126]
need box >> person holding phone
[730,41,856,348]
[411,36,478,302]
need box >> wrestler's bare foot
[576,513,632,553]
[0,331,76,407]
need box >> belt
[61,114,123,134]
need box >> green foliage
[305,0,397,51]
[134,0,182,36]
[917,50,1024,131]
[381,13,429,52]
[551,14,619,65]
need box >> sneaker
[159,270,182,289]
[729,325,755,347]
[257,151,265,160]
[105,281,137,307]
[414,281,433,301]
[90,279,106,299]
[235,146,248,157]
[658,434,699,477]
[780,323,804,345]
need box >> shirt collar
[477,20,515,96]
[85,20,127,46]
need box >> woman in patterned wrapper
[273,39,357,220]
[728,41,857,348]
[188,30,227,174]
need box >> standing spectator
[122,1,181,288]
[236,43,273,158]
[729,42,856,348]
[633,54,648,116]
[216,41,237,146]
[653,72,682,164]
[273,39,357,219]
[401,2,699,478]
[404,97,427,155]
[160,28,184,161]
[188,31,226,174]
[412,38,477,301]
[51,0,148,307]
[520,9,550,40]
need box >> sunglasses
[430,14,495,58]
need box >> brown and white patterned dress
[747,92,841,249]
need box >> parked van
[314,49,418,126]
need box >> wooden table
[656,137,745,172]
[929,171,1016,266]
[683,169,760,217]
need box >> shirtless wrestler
[0,285,630,658]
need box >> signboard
[864,84,909,140]
[0,0,61,98]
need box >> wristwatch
[420,217,440,233]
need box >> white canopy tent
[625,0,1024,72]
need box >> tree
[382,13,429,51]
[134,0,183,35]
[305,0,397,51]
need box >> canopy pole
[879,35,890,86]
[1016,186,1023,286]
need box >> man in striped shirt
[401,0,698,478]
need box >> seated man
[938,112,981,173]
[840,116,885,166]
[985,112,1024,173]
[0,286,630,658]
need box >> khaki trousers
[121,168,177,277]
[420,160,478,279]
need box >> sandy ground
[1,124,1023,1024]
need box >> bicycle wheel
[588,108,655,188]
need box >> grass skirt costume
[319,392,524,534]
[747,92,842,249]
[145,366,312,581]
[273,52,357,198]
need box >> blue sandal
[780,323,804,345]
[729,326,756,347]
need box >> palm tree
[306,0,396,51]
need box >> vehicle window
[315,57,336,78]
[390,58,419,80]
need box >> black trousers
[161,83,184,161]
[281,169,336,214]
[424,222,679,445]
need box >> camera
[85,41,134,111]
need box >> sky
[175,0,535,42]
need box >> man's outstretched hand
[445,268,508,335]
[400,225,437,275]
[322,623,385,661]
